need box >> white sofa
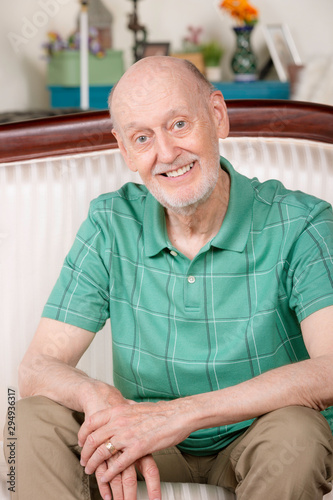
[1,100,333,499]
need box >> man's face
[112,64,229,214]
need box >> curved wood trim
[227,100,333,143]
[1,100,333,163]
[0,110,116,163]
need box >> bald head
[108,56,215,132]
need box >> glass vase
[231,26,257,82]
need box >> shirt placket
[167,248,205,313]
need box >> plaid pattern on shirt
[43,158,333,454]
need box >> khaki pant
[4,396,333,499]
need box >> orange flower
[220,0,259,25]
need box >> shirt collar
[143,157,254,257]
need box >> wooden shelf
[213,81,290,100]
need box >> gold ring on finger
[105,440,118,456]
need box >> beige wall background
[0,0,332,113]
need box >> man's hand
[81,398,175,500]
[94,454,160,500]
[78,399,193,485]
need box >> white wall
[0,0,332,112]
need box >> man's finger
[137,455,161,500]
[109,473,124,500]
[117,463,137,500]
[84,440,120,475]
[78,409,110,447]
[95,462,112,500]
[100,450,132,483]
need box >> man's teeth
[166,163,194,178]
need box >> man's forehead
[127,59,185,83]
[116,65,191,102]
[113,75,199,126]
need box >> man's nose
[155,131,179,164]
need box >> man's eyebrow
[122,121,147,133]
[165,107,191,121]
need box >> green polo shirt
[43,158,333,455]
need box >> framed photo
[263,24,302,82]
[169,52,205,75]
[142,43,170,58]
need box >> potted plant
[200,41,224,81]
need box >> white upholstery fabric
[1,138,333,499]
[0,151,140,402]
[137,482,235,499]
[220,137,333,206]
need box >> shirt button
[187,275,196,284]
[170,250,178,257]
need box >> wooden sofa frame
[1,99,333,163]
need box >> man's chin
[158,190,215,216]
[147,172,219,216]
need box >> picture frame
[262,24,302,82]
[141,42,170,58]
[169,52,205,75]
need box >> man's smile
[162,162,194,178]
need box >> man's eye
[174,121,186,130]
[136,136,148,144]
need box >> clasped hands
[78,399,191,500]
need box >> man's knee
[3,396,52,462]
[234,406,333,498]
[5,396,84,450]
[16,395,83,421]
[14,395,80,430]
[14,395,54,422]
[261,406,332,464]
[3,397,91,499]
[247,406,332,468]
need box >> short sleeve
[289,201,333,322]
[42,203,110,333]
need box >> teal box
[48,86,113,109]
[47,50,124,86]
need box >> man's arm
[79,305,333,483]
[19,317,161,500]
[19,317,126,413]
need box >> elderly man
[10,56,333,500]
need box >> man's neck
[165,169,230,260]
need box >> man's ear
[209,91,230,139]
[111,129,138,172]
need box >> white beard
[147,156,221,216]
